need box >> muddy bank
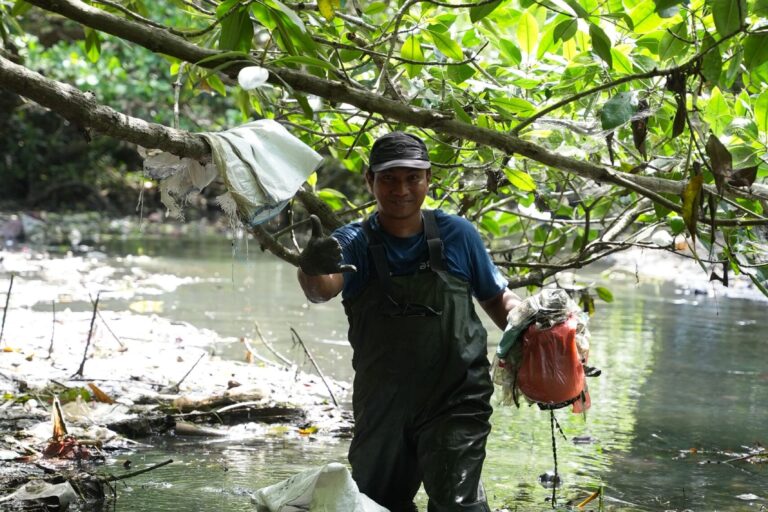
[0,249,351,510]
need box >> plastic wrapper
[492,289,591,413]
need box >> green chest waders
[342,211,493,512]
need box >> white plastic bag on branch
[143,119,321,225]
[201,119,322,226]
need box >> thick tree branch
[0,54,210,157]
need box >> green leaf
[11,0,32,16]
[497,38,522,65]
[470,0,502,23]
[681,175,703,242]
[317,0,339,20]
[589,23,613,68]
[595,286,614,302]
[554,19,578,42]
[659,22,688,62]
[452,98,472,124]
[743,34,768,70]
[517,10,539,56]
[318,188,349,211]
[611,48,634,74]
[205,74,227,96]
[427,28,464,60]
[503,168,537,191]
[725,46,742,87]
[273,55,335,70]
[447,63,476,83]
[654,0,684,17]
[704,87,732,136]
[601,92,635,129]
[629,2,663,34]
[364,2,387,15]
[271,8,315,55]
[267,0,308,32]
[295,93,314,119]
[250,3,277,30]
[401,36,424,78]
[754,90,768,134]
[668,216,685,235]
[710,0,745,37]
[84,28,101,63]
[701,33,722,84]
[462,29,483,47]
[563,0,589,18]
[705,133,732,193]
[216,0,239,18]
[756,0,768,16]
[219,7,253,52]
[491,96,536,118]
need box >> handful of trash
[492,288,592,412]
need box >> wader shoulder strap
[422,210,446,272]
[362,217,393,294]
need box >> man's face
[367,167,431,220]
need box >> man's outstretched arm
[480,288,521,330]
[297,270,344,303]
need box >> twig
[254,322,293,367]
[172,62,187,129]
[88,293,125,349]
[0,273,14,347]
[73,292,100,378]
[722,451,766,464]
[47,301,55,359]
[241,336,283,368]
[289,327,338,407]
[171,352,206,391]
[104,459,174,482]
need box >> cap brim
[371,159,431,172]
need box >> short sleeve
[440,213,507,302]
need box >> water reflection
[98,237,766,511]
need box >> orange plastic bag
[516,314,590,412]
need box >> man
[297,132,519,512]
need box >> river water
[96,236,766,511]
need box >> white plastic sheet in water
[250,462,389,512]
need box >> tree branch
[0,54,210,157]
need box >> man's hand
[298,215,357,276]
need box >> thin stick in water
[242,336,282,368]
[550,409,558,507]
[171,352,206,391]
[0,274,14,347]
[290,327,338,407]
[89,292,125,349]
[105,459,174,482]
[255,321,293,367]
[47,301,56,359]
[72,291,100,378]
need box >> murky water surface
[97,237,766,511]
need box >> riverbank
[603,244,767,303]
[0,249,351,510]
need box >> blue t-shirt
[332,209,508,301]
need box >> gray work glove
[298,215,357,276]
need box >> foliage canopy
[1,0,767,296]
